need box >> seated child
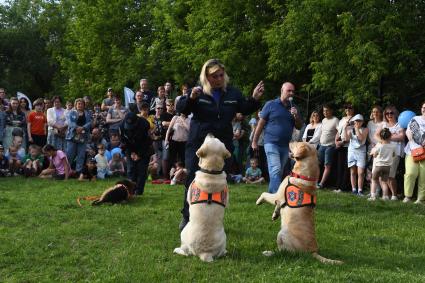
[169,161,187,185]
[368,128,397,201]
[243,157,265,184]
[39,144,70,180]
[22,144,44,177]
[149,153,161,183]
[95,143,110,179]
[6,135,25,160]
[109,151,125,176]
[7,145,22,176]
[0,144,10,177]
[79,158,97,181]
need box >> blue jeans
[66,141,86,173]
[264,143,289,193]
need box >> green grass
[1,177,425,282]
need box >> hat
[124,112,138,130]
[352,114,364,121]
[107,87,113,92]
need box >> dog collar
[199,168,223,175]
[290,171,318,182]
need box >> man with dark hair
[120,112,151,195]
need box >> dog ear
[196,145,207,158]
[293,143,309,159]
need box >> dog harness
[284,179,316,208]
[190,181,228,207]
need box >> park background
[1,0,425,117]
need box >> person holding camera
[344,114,369,195]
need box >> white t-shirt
[367,120,383,146]
[337,116,351,147]
[373,143,397,167]
[404,116,425,155]
[320,117,339,146]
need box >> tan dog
[174,134,231,262]
[256,142,343,264]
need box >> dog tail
[76,196,100,207]
[312,252,343,265]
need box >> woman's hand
[252,81,264,101]
[190,87,202,100]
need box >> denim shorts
[318,145,335,166]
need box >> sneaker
[179,217,189,231]
[414,200,424,205]
[403,197,412,203]
[391,196,398,201]
[352,189,357,195]
[382,196,390,201]
[333,189,342,193]
[13,172,19,177]
[368,196,376,201]
[357,191,364,197]
[170,179,176,186]
[316,183,322,189]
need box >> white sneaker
[414,200,424,205]
[170,179,176,186]
[382,196,390,201]
[403,197,412,203]
[391,196,398,201]
[333,189,342,193]
[368,196,376,201]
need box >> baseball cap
[352,114,364,121]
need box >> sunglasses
[385,112,394,115]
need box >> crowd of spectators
[0,84,424,204]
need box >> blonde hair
[74,98,85,108]
[199,59,229,95]
[309,111,321,124]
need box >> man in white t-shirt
[317,104,339,188]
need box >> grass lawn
[1,177,425,282]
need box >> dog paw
[173,247,188,256]
[262,250,275,257]
[272,211,280,221]
[199,253,214,262]
[256,197,264,205]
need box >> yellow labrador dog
[174,134,231,262]
[256,142,343,264]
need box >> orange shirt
[28,111,47,135]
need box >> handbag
[411,146,425,162]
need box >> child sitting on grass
[0,144,11,177]
[39,144,70,180]
[109,151,125,177]
[368,128,397,201]
[22,144,44,177]
[7,145,22,176]
[95,143,110,179]
[79,158,97,181]
[169,161,187,185]
[243,157,265,184]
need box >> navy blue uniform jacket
[177,86,261,153]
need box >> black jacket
[119,113,151,157]
[176,86,260,152]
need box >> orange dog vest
[284,180,316,208]
[190,182,228,207]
